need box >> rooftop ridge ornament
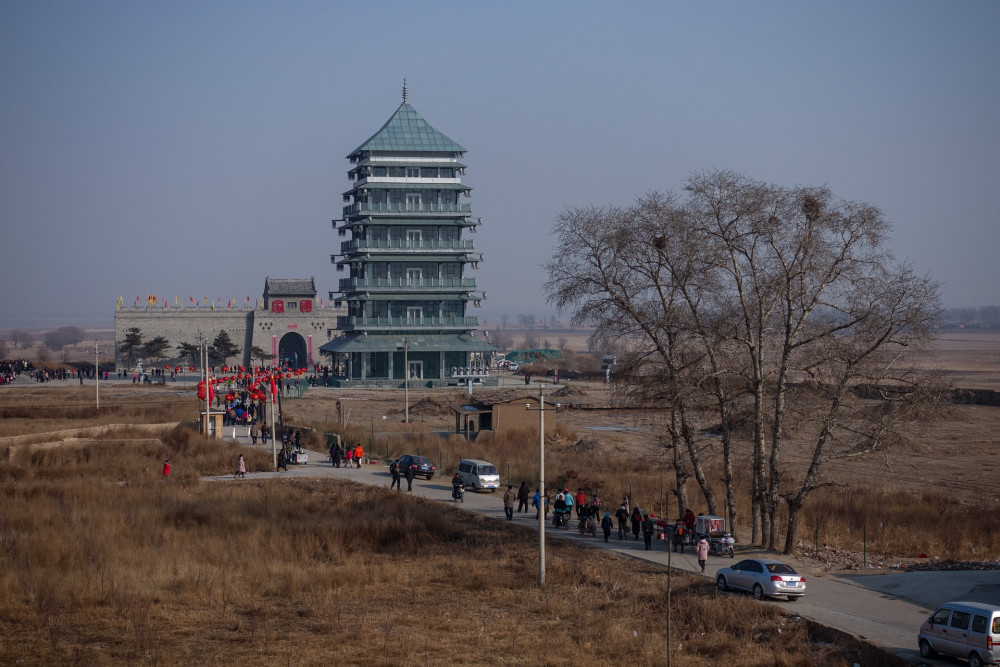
[402,78,408,103]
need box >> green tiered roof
[349,103,466,156]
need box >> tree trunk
[783,498,804,555]
[680,402,717,515]
[669,406,689,517]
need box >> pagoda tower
[321,87,494,385]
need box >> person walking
[672,521,685,554]
[601,512,614,542]
[642,514,655,551]
[354,444,363,468]
[162,459,171,478]
[404,464,414,491]
[696,535,710,572]
[516,481,530,513]
[260,422,270,445]
[389,459,401,490]
[236,454,246,479]
[249,422,259,445]
[615,502,629,540]
[575,489,586,518]
[532,489,541,520]
[631,506,642,541]
[277,449,287,472]
[503,485,516,521]
[344,446,354,468]
[562,488,574,519]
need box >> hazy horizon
[2,2,998,330]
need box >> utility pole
[526,386,558,587]
[404,337,409,423]
[95,340,99,410]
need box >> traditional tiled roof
[349,103,466,157]
[264,277,316,297]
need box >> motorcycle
[452,483,465,503]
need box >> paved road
[208,441,999,665]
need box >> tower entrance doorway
[278,332,307,369]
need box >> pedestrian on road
[344,447,354,468]
[261,423,270,445]
[672,522,685,554]
[575,489,586,518]
[249,423,259,445]
[354,444,363,468]
[517,481,530,513]
[631,506,642,541]
[563,488,574,518]
[642,514,655,550]
[532,489,541,519]
[503,485,516,520]
[601,512,614,542]
[404,464,414,491]
[696,535,710,572]
[616,503,629,540]
[236,454,246,479]
[277,449,287,472]
[389,459,401,490]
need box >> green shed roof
[349,103,466,157]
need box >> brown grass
[0,433,853,666]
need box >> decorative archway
[278,332,307,369]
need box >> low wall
[3,423,178,459]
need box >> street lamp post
[404,337,409,423]
[526,386,558,587]
[95,340,99,410]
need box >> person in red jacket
[353,444,363,468]
[162,459,171,477]
[575,489,586,518]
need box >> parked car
[918,601,1000,666]
[396,454,436,480]
[716,558,806,601]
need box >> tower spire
[402,78,408,104]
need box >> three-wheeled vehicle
[696,515,736,558]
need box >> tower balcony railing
[343,202,472,216]
[339,277,477,291]
[340,239,475,253]
[337,316,478,330]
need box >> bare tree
[10,329,34,349]
[547,169,943,551]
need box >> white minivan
[457,459,501,492]
[919,601,1000,666]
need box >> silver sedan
[716,558,806,601]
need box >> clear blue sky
[1,1,997,327]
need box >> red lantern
[189,366,195,371]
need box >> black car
[396,454,436,480]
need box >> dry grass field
[0,427,850,666]
[0,330,997,663]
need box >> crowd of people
[0,359,32,385]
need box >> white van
[457,459,501,492]
[919,601,1000,666]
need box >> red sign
[271,300,284,314]
[300,300,312,313]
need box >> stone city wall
[114,307,342,370]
